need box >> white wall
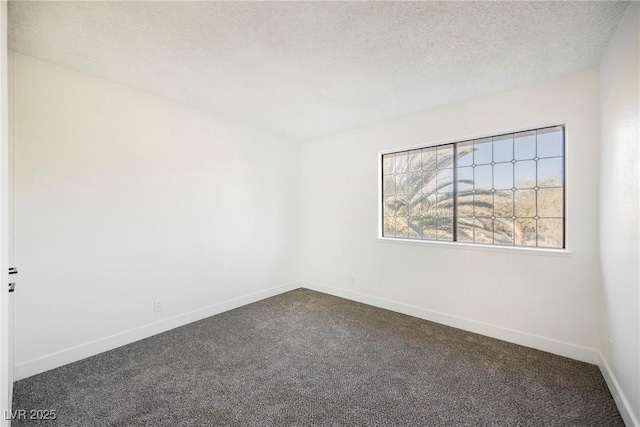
[0,2,12,424]
[10,53,300,379]
[599,3,640,425]
[300,68,602,363]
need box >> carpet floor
[13,288,623,426]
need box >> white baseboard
[599,352,640,427]
[15,282,300,381]
[302,280,598,364]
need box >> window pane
[457,217,474,242]
[474,165,492,190]
[537,218,563,248]
[437,168,454,193]
[537,188,563,217]
[514,160,536,189]
[494,218,514,246]
[457,141,473,167]
[436,193,454,218]
[408,149,422,172]
[395,152,408,174]
[537,157,563,187]
[383,154,395,175]
[422,193,438,218]
[421,170,438,194]
[421,217,438,240]
[395,174,408,194]
[383,196,397,217]
[457,166,473,193]
[406,172,421,195]
[474,193,493,218]
[395,196,408,217]
[474,218,493,244]
[537,127,563,158]
[456,192,474,217]
[493,190,513,217]
[408,194,424,217]
[437,144,454,169]
[407,217,421,239]
[383,175,395,195]
[474,138,492,165]
[493,135,513,163]
[514,218,536,246]
[421,147,437,170]
[514,130,536,160]
[437,218,453,241]
[493,163,513,190]
[383,217,396,237]
[395,217,409,238]
[514,189,536,217]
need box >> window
[381,125,565,249]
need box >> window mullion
[453,142,458,242]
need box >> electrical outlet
[351,277,356,286]
[154,300,162,312]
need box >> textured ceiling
[8,1,628,141]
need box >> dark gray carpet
[13,288,622,426]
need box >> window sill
[377,237,572,257]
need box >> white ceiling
[8,1,628,141]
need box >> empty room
[0,0,638,426]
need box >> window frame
[377,124,569,254]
